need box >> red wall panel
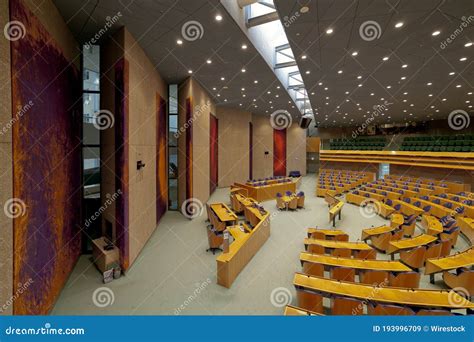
[156,95,167,223]
[273,129,287,177]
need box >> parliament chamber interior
[1,0,474,318]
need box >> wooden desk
[304,238,373,252]
[387,234,437,254]
[429,195,474,218]
[425,247,474,275]
[234,177,300,202]
[392,200,424,217]
[329,201,344,227]
[227,225,249,241]
[416,198,454,218]
[244,205,267,227]
[307,228,347,239]
[457,216,474,244]
[300,252,411,272]
[211,203,238,223]
[361,225,394,240]
[346,192,366,206]
[284,305,323,316]
[235,193,258,207]
[421,215,443,235]
[294,273,474,310]
[390,213,404,228]
[217,213,270,288]
[365,185,401,200]
[358,190,385,202]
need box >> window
[168,84,178,210]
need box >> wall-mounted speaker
[299,115,312,129]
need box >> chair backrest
[296,290,324,314]
[368,303,415,315]
[331,248,351,258]
[331,296,364,315]
[302,262,324,277]
[297,195,305,208]
[359,270,389,285]
[439,239,453,257]
[334,234,349,242]
[389,271,420,288]
[310,231,325,240]
[308,244,325,254]
[330,267,355,282]
[288,197,298,209]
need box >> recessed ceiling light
[310,92,315,95]
[301,54,307,60]
[370,93,374,96]
[241,68,246,72]
[324,87,328,90]
[338,70,343,74]
[358,84,362,87]
[403,92,408,95]
[410,104,414,107]
[357,75,362,79]
[427,82,432,86]
[468,92,473,95]
[395,22,404,28]
[305,70,311,74]
[224,99,227,102]
[442,98,447,101]
[239,103,242,106]
[220,77,225,81]
[254,80,258,84]
[401,76,406,80]
[267,91,271,94]
[217,93,220,97]
[326,28,333,34]
[241,87,245,91]
[428,94,433,97]
[430,105,435,108]
[403,99,407,102]
[215,14,223,21]
[212,87,216,90]
[206,59,212,64]
[188,70,193,74]
[241,44,247,50]
[177,39,183,45]
[242,94,246,97]
[386,85,391,89]
[449,72,455,75]
[345,91,349,94]
[352,51,358,56]
[275,94,279,98]
[318,82,323,86]
[432,30,441,36]
[300,6,309,13]
[460,57,467,61]
[456,84,462,88]
[402,64,408,68]
[382,56,389,61]
[276,86,280,89]
[465,42,473,47]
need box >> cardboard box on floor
[92,237,120,273]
